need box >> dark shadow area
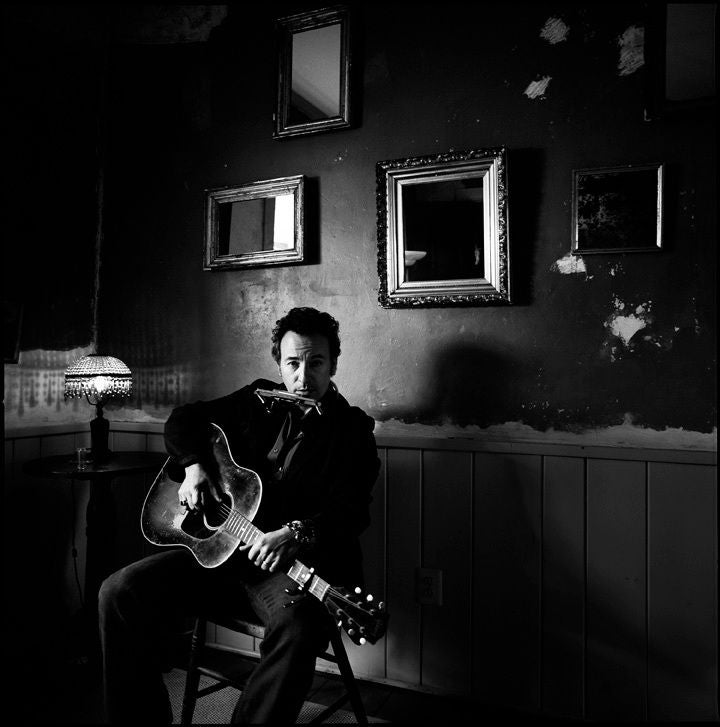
[379,343,515,427]
[2,8,99,352]
[5,474,95,724]
[304,175,321,266]
[348,4,365,134]
[506,147,544,307]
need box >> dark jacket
[164,378,380,587]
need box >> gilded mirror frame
[204,175,305,271]
[274,6,351,139]
[377,148,510,308]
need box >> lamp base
[90,406,111,463]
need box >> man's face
[278,331,336,400]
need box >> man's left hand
[239,526,299,573]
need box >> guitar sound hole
[205,491,232,528]
[180,492,232,538]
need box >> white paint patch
[617,25,645,76]
[524,75,552,99]
[604,298,654,355]
[540,17,570,44]
[551,252,586,275]
[609,313,647,345]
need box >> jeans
[98,549,332,724]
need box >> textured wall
[5,4,716,448]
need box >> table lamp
[64,354,133,462]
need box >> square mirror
[571,164,664,254]
[204,175,305,270]
[377,148,511,307]
[274,6,351,139]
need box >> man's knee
[267,602,330,654]
[98,566,133,619]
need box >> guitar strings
[203,501,376,611]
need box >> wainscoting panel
[41,432,77,456]
[472,452,542,711]
[647,462,717,721]
[541,456,585,719]
[384,448,422,686]
[421,450,473,693]
[585,459,647,721]
[347,446,388,680]
[4,423,717,721]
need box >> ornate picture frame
[274,6,352,140]
[376,148,510,308]
[204,175,305,270]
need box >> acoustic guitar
[141,422,387,646]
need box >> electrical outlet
[416,567,443,605]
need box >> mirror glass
[218,194,295,256]
[289,24,342,124]
[204,176,304,270]
[275,7,351,139]
[402,179,485,283]
[571,164,663,254]
[377,148,510,307]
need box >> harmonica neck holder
[255,388,323,416]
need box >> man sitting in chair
[99,306,380,724]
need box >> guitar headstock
[324,586,388,646]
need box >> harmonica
[254,388,323,416]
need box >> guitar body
[141,419,389,645]
[141,423,262,568]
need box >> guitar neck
[226,508,331,603]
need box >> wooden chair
[181,610,368,725]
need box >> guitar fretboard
[222,505,330,603]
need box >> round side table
[24,451,168,663]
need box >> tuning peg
[359,637,367,645]
[348,628,356,636]
[378,601,385,610]
[337,620,343,628]
[366,594,374,602]
[354,586,362,594]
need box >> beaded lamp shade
[64,354,133,405]
[64,354,133,462]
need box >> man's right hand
[178,462,223,511]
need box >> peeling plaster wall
[5,4,716,449]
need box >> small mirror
[571,164,664,254]
[274,6,351,139]
[204,175,304,270]
[377,148,511,307]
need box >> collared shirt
[266,408,304,481]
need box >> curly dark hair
[271,307,341,364]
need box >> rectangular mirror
[571,164,664,254]
[274,6,351,139]
[377,148,511,307]
[204,175,305,270]
[644,3,716,120]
